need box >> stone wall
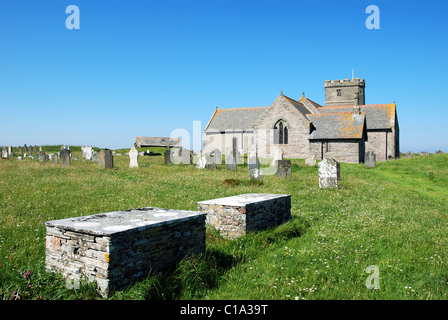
[309,139,363,164]
[324,79,365,107]
[45,207,206,297]
[198,193,291,239]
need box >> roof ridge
[319,103,394,109]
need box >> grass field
[0,147,447,300]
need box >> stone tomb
[275,160,291,177]
[198,193,291,239]
[45,207,206,297]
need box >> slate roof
[318,104,396,130]
[204,107,268,132]
[307,112,366,140]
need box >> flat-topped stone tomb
[45,207,206,297]
[198,193,291,239]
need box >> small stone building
[203,78,399,163]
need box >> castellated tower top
[324,78,365,107]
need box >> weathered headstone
[32,146,37,155]
[164,148,173,164]
[82,146,94,160]
[205,153,216,170]
[104,150,114,169]
[196,156,206,169]
[129,145,138,168]
[18,147,23,155]
[275,160,291,177]
[365,151,376,168]
[8,146,12,157]
[214,149,222,165]
[1,149,7,159]
[98,149,105,167]
[318,158,339,189]
[50,154,58,165]
[60,149,71,167]
[225,149,236,171]
[92,151,98,163]
[305,156,316,166]
[181,148,191,165]
[272,146,284,166]
[39,151,46,163]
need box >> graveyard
[0,146,447,300]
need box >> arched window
[274,120,288,145]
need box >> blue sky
[0,0,447,152]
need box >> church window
[274,120,288,145]
[337,89,342,96]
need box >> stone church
[203,78,399,163]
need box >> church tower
[324,78,365,107]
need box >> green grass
[0,149,447,300]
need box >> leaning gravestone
[129,146,138,168]
[164,148,173,165]
[318,158,339,189]
[98,149,105,167]
[275,160,291,177]
[60,149,71,167]
[365,151,376,168]
[104,150,114,169]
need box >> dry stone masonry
[198,193,291,239]
[45,207,206,297]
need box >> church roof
[307,112,366,140]
[204,106,268,132]
[317,104,396,130]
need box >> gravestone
[8,146,12,157]
[196,156,206,169]
[164,148,173,164]
[18,147,23,155]
[82,146,93,160]
[248,146,262,181]
[1,149,7,159]
[205,153,216,170]
[39,151,46,163]
[365,151,376,168]
[214,149,222,165]
[275,160,291,177]
[318,158,339,188]
[50,154,58,165]
[305,156,316,166]
[104,150,114,169]
[92,151,99,163]
[129,145,138,168]
[181,148,191,164]
[225,150,236,171]
[60,149,71,167]
[32,146,37,155]
[28,145,32,155]
[272,146,284,166]
[98,149,106,167]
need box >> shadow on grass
[116,216,309,300]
